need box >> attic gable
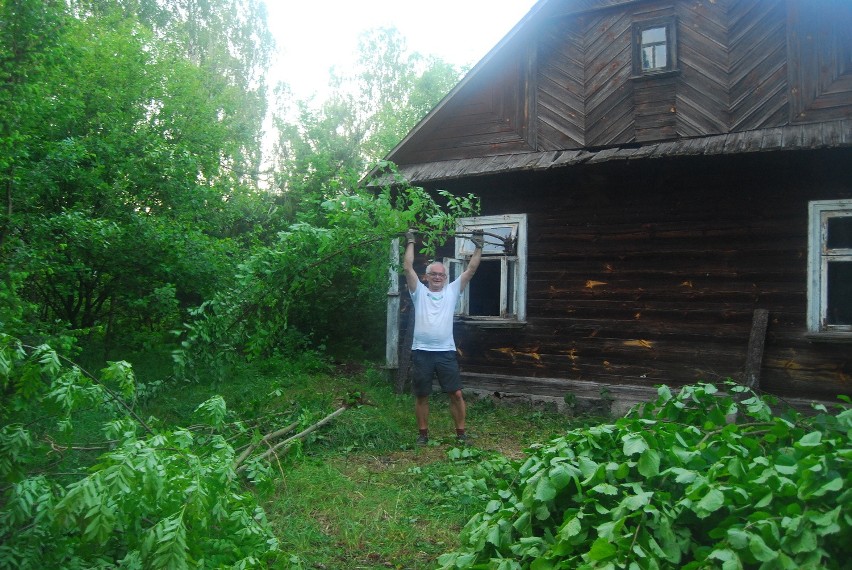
[385,0,852,175]
[390,33,538,165]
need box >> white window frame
[807,199,852,334]
[445,214,527,323]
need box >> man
[403,228,484,445]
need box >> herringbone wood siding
[728,0,789,129]
[537,19,586,148]
[389,0,851,165]
[535,0,809,149]
[675,0,729,135]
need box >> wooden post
[744,309,769,389]
[395,300,414,395]
[385,238,401,370]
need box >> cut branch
[233,420,300,467]
[235,406,347,473]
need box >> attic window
[633,18,677,76]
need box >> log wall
[422,149,852,402]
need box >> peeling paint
[623,339,654,349]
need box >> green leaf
[708,547,737,563]
[578,456,599,479]
[622,434,649,457]
[668,467,698,484]
[748,533,777,562]
[548,463,573,491]
[535,475,557,503]
[694,488,726,518]
[530,557,555,570]
[588,537,617,561]
[560,517,583,539]
[727,527,749,549]
[486,524,503,547]
[621,491,653,511]
[810,476,843,497]
[784,528,817,554]
[591,483,618,496]
[797,431,822,447]
[637,448,660,477]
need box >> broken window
[446,214,527,323]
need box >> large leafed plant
[438,383,851,570]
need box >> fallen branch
[234,406,348,473]
[233,420,300,467]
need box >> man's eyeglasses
[426,272,447,278]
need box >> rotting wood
[396,299,414,394]
[744,309,770,389]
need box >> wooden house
[381,0,852,412]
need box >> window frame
[807,199,852,336]
[446,214,527,325]
[632,17,678,77]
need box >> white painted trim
[455,214,527,321]
[385,238,401,368]
[807,199,852,333]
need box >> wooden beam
[744,309,770,389]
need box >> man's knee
[448,389,464,402]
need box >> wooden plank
[395,300,415,394]
[743,309,769,389]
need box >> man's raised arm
[459,230,484,292]
[403,229,420,294]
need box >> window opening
[468,262,502,316]
[808,200,852,333]
[641,26,668,71]
[633,18,677,76]
[449,214,527,322]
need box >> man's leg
[435,352,467,441]
[411,351,433,443]
[448,389,466,430]
[415,395,430,431]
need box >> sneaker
[456,433,468,445]
[416,434,429,446]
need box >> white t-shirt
[410,279,461,351]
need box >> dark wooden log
[395,301,414,394]
[744,309,770,389]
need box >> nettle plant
[0,334,279,569]
[438,383,851,570]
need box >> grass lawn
[142,355,601,569]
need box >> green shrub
[437,382,851,570]
[0,334,280,569]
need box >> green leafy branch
[1,334,284,568]
[173,177,480,374]
[437,382,851,570]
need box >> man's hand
[405,229,417,245]
[471,229,485,249]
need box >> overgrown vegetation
[437,383,851,570]
[0,332,570,568]
[3,335,849,569]
[3,1,850,569]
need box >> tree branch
[234,406,347,473]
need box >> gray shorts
[411,350,462,397]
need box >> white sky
[264,0,539,101]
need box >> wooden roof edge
[366,0,551,183]
[364,119,852,186]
